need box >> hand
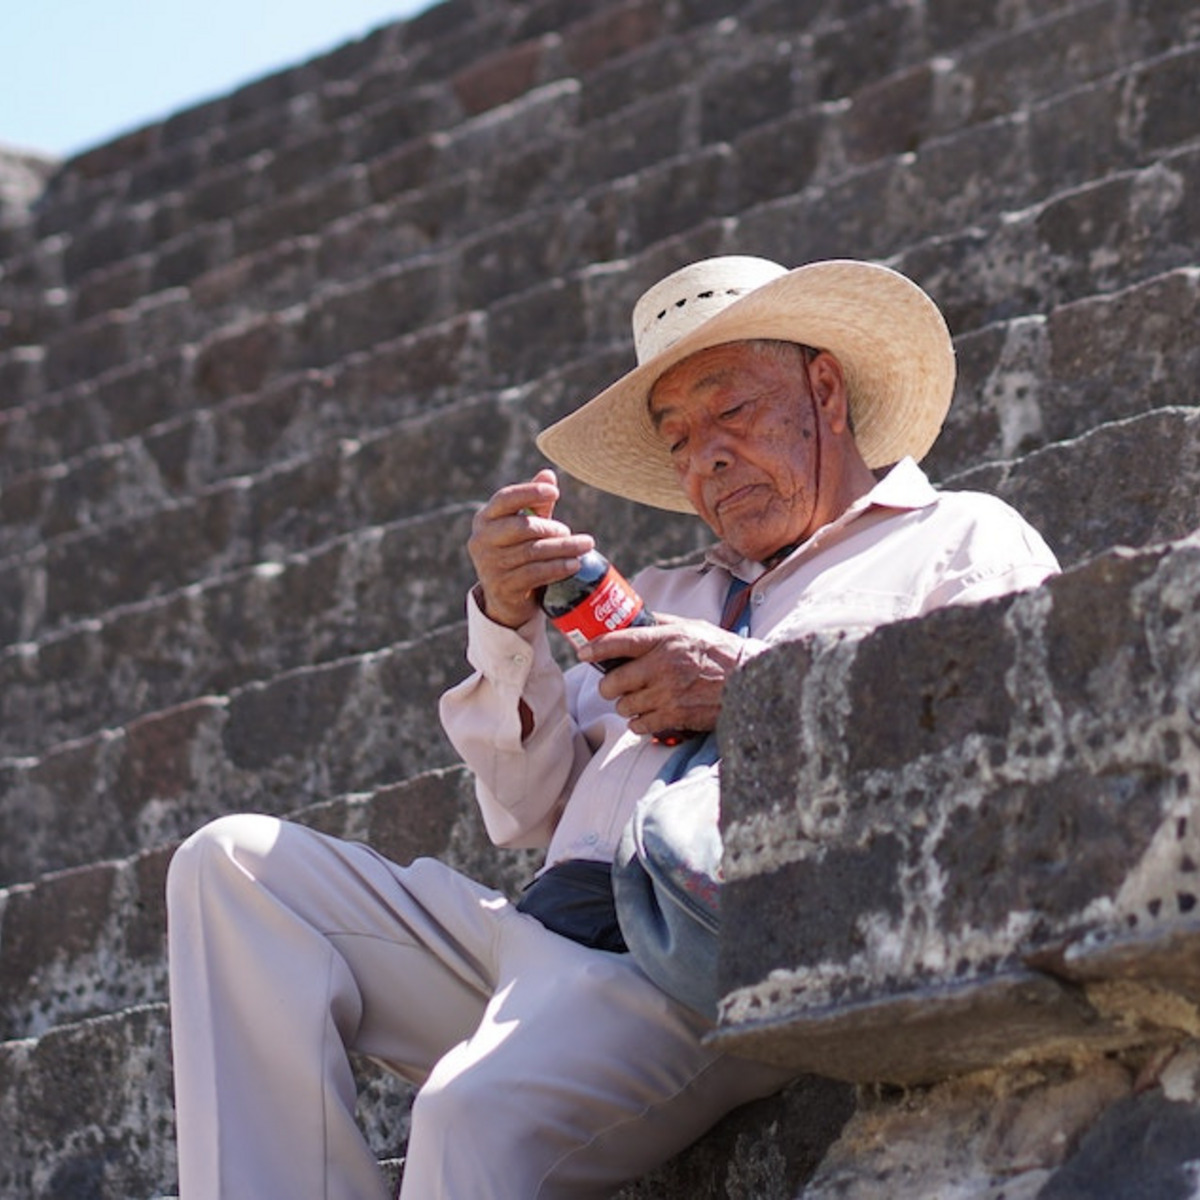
[581,615,749,737]
[468,468,594,629]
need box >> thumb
[530,467,559,519]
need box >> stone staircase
[1,0,1199,1195]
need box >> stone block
[715,536,1200,1083]
[617,1075,856,1200]
[353,87,453,161]
[59,209,147,285]
[0,505,480,756]
[0,1004,177,1200]
[231,167,368,260]
[1133,43,1200,157]
[1026,70,1134,196]
[810,5,914,103]
[365,135,441,203]
[297,257,448,368]
[192,313,290,403]
[560,0,669,76]
[73,255,152,321]
[0,439,168,556]
[612,144,737,251]
[42,309,132,392]
[455,210,580,311]
[159,93,229,150]
[573,89,690,190]
[218,626,465,805]
[578,25,704,124]
[956,0,1128,125]
[149,223,229,293]
[33,484,244,634]
[956,406,1200,569]
[698,46,798,147]
[183,158,268,224]
[0,844,172,1040]
[451,36,549,116]
[839,64,935,164]
[0,697,229,886]
[1,620,469,884]
[190,236,318,333]
[1044,269,1200,442]
[1039,1091,1200,1199]
[124,142,205,206]
[486,276,589,387]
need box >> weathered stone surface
[0,1004,177,1200]
[955,406,1200,570]
[4,1,1200,1197]
[800,1056,1134,1199]
[0,505,480,756]
[716,535,1200,1081]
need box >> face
[648,341,846,562]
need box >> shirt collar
[701,457,938,579]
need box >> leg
[167,813,509,1200]
[399,912,793,1199]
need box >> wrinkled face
[648,341,827,562]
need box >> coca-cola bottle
[540,549,654,672]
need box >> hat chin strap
[761,373,823,569]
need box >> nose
[689,423,734,477]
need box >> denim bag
[612,731,723,1018]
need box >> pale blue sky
[1,0,433,160]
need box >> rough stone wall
[1,0,1199,1196]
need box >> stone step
[0,504,481,758]
[0,622,468,887]
[0,392,525,645]
[734,46,1200,281]
[10,26,1194,426]
[4,108,1197,542]
[0,310,490,554]
[716,529,1200,1084]
[0,997,421,1200]
[928,266,1200,482]
[5,400,1199,887]
[18,241,1200,583]
[9,8,1187,389]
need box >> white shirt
[438,459,1060,869]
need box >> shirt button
[753,591,766,606]
[512,653,528,666]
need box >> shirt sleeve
[437,588,594,850]
[917,498,1062,613]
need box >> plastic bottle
[540,549,654,671]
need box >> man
[166,257,1059,1198]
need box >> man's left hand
[580,616,750,737]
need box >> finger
[579,623,663,665]
[481,471,561,524]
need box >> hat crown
[631,256,788,364]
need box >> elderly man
[166,257,1059,1199]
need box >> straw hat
[535,257,956,513]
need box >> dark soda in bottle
[540,549,654,672]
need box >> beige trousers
[166,814,790,1199]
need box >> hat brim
[535,260,955,513]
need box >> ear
[807,352,851,434]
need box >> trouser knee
[166,812,278,922]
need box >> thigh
[404,914,790,1198]
[172,814,507,1082]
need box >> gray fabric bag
[613,732,723,1018]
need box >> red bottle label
[548,566,645,649]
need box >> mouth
[713,484,759,516]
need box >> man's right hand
[468,468,595,629]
